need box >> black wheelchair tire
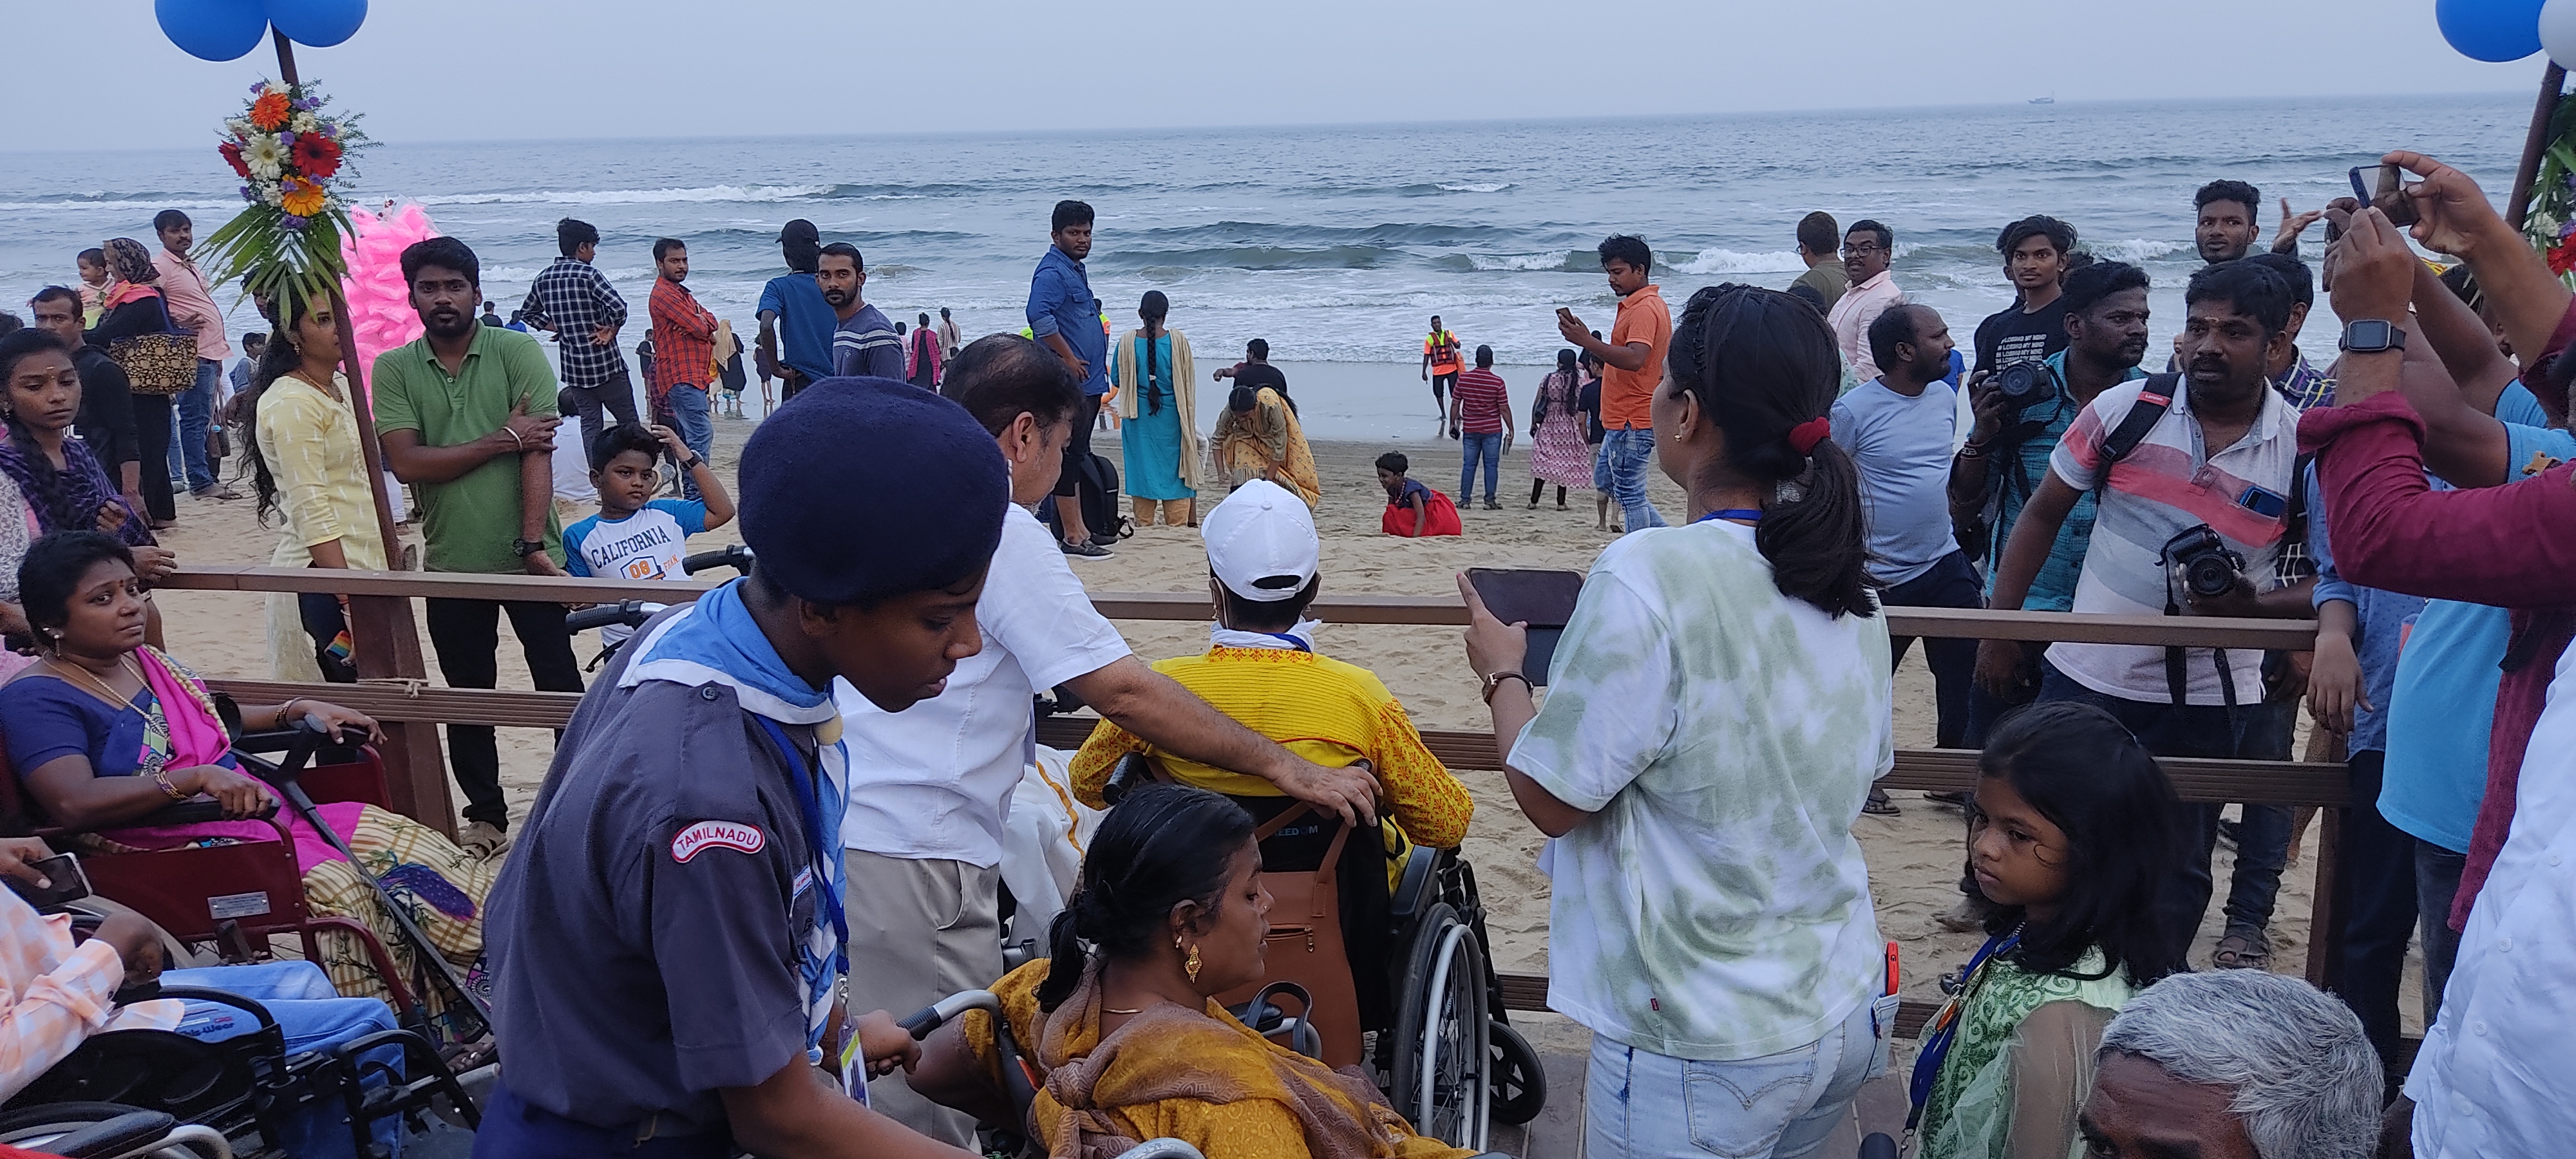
[0,1100,222,1158]
[1485,1019,1547,1126]
[1388,903,1490,1151]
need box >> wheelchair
[1083,754,1543,1153]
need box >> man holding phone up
[1558,234,1671,532]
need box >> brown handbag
[1215,802,1365,1068]
[109,333,198,395]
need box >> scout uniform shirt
[481,581,849,1141]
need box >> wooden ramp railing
[159,566,2349,1032]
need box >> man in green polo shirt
[373,236,581,857]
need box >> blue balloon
[265,0,366,48]
[2437,0,2546,61]
[154,0,270,62]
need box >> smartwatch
[513,538,547,559]
[2338,319,2406,354]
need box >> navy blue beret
[738,377,1009,605]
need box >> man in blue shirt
[758,220,837,403]
[1027,200,1111,558]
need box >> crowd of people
[0,137,2564,1159]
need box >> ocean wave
[1437,182,1512,193]
[414,184,833,207]
[0,194,240,212]
[2086,239,2188,262]
[1672,247,1805,276]
[1099,244,1396,271]
[1455,252,1584,272]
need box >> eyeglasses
[1841,243,1886,256]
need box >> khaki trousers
[841,849,1003,1146]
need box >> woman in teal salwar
[1110,290,1202,527]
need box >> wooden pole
[2508,62,2566,232]
[274,30,457,837]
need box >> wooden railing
[160,565,2346,1031]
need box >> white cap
[1202,480,1319,602]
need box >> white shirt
[1508,520,1892,1060]
[2406,642,2576,1158]
[835,504,1132,867]
[1826,271,1903,384]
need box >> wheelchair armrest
[22,1109,178,1158]
[1388,845,1439,919]
[151,985,279,1030]
[123,798,278,827]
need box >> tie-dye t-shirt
[1510,520,1892,1060]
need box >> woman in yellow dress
[911,783,1473,1159]
[1209,381,1320,509]
[238,292,386,684]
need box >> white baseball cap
[1202,480,1319,602]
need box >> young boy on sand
[1376,452,1462,538]
[562,423,734,648]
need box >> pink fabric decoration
[338,203,442,397]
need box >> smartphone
[2349,164,2421,228]
[5,853,90,910]
[1464,568,1584,685]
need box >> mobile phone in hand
[2348,164,2421,228]
[1465,568,1584,685]
[6,853,90,911]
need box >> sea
[0,93,2533,439]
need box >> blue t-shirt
[1831,376,1960,585]
[1980,352,2145,612]
[1026,247,1108,397]
[2497,381,2550,429]
[2306,461,2427,755]
[2379,420,2576,852]
[831,305,904,381]
[757,272,835,382]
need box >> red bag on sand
[1383,487,1463,538]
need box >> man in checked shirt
[522,218,641,458]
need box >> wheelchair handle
[566,599,663,632]
[683,545,753,576]
[898,988,1001,1041]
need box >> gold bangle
[151,770,187,801]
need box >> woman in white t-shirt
[1462,283,1896,1159]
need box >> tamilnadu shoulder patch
[670,820,766,862]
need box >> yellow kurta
[255,372,387,681]
[963,959,1474,1159]
[1210,386,1320,509]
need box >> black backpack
[1042,452,1134,542]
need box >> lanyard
[1906,928,2021,1127]
[1696,509,1763,524]
[753,716,849,974]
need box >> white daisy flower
[243,133,287,180]
[290,111,319,134]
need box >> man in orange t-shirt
[1557,234,1671,530]
[1421,315,1463,424]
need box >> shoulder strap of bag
[2101,373,2180,467]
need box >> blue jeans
[171,358,220,492]
[1881,551,1981,748]
[166,961,403,1159]
[1599,428,1667,531]
[1459,431,1502,504]
[1586,998,1886,1159]
[665,384,713,500]
[2034,659,2295,954]
[2416,840,2467,1025]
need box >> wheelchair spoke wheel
[1390,905,1489,1152]
[1486,1019,1548,1125]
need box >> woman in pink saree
[0,531,497,1022]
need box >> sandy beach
[149,403,2411,1072]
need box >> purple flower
[281,215,308,232]
[2560,219,2575,241]
[249,80,266,94]
[239,184,256,202]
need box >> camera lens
[1996,362,2044,402]
[2184,554,2238,599]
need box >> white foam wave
[1437,182,1511,193]
[414,184,831,207]
[2092,238,2186,262]
[1674,247,1806,275]
[0,198,240,212]
[1466,253,1568,272]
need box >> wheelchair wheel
[1388,903,1489,1152]
[0,1101,225,1158]
[1485,1019,1546,1125]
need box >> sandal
[1862,788,1901,816]
[2211,927,2271,970]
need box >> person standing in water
[1421,315,1463,425]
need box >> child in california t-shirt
[562,423,735,646]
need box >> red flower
[292,133,342,180]
[219,140,251,180]
[2550,240,2576,278]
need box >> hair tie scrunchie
[1786,417,1832,455]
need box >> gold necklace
[288,368,343,402]
[49,655,139,713]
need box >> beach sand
[151,406,2415,1095]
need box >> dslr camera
[1994,360,2052,403]
[2162,525,2246,601]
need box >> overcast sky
[0,0,2552,151]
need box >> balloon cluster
[155,0,367,62]
[339,203,441,395]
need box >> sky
[0,0,2555,151]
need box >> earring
[1184,943,1202,984]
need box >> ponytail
[1032,782,1254,1012]
[1667,284,1877,618]
[1033,904,1090,1012]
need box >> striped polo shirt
[2043,375,2300,705]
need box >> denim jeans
[2326,750,2419,1082]
[559,368,641,464]
[1600,428,1668,531]
[1459,431,1502,504]
[2416,839,2467,1025]
[665,384,713,500]
[1585,999,1886,1159]
[1963,641,2047,748]
[171,358,220,491]
[167,961,402,1159]
[1881,551,1982,748]
[2035,660,2295,956]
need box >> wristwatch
[2338,319,2407,354]
[1481,670,1531,705]
[679,454,705,471]
[512,538,547,559]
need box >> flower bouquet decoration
[197,79,372,310]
